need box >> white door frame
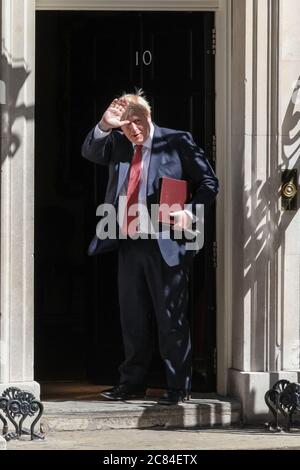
[0,0,232,395]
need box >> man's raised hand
[99,98,130,131]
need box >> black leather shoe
[100,384,146,401]
[157,389,190,405]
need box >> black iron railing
[265,380,300,432]
[0,387,45,441]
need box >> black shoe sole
[157,401,182,405]
[100,392,147,401]
[157,396,190,406]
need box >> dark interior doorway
[34,11,216,392]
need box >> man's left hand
[169,210,193,231]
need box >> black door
[34,11,216,391]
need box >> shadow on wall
[241,76,300,372]
[0,49,33,162]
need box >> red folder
[158,177,189,224]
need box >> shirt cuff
[93,124,112,140]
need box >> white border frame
[34,0,232,395]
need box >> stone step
[41,394,241,432]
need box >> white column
[0,0,38,393]
[278,0,300,371]
[230,0,276,374]
[215,0,233,395]
[229,0,300,422]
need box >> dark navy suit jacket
[82,123,219,267]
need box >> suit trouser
[118,237,192,393]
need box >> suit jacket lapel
[114,135,132,202]
[115,161,130,202]
[147,125,168,196]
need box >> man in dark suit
[82,91,218,404]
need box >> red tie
[122,145,143,236]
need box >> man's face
[121,109,151,145]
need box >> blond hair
[120,89,151,117]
